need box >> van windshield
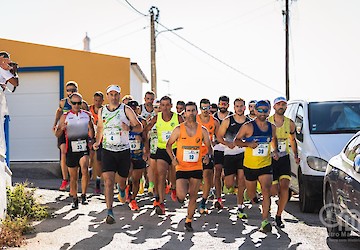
[309,101,360,134]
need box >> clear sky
[2,0,359,107]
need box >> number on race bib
[71,140,87,152]
[253,143,269,156]
[183,149,200,162]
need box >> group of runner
[53,81,300,233]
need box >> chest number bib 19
[253,143,269,156]
[71,140,87,152]
[183,149,200,162]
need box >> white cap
[106,85,121,93]
[273,96,287,105]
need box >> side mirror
[354,155,360,173]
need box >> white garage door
[6,71,60,161]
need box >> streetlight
[150,6,183,96]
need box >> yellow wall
[0,38,130,104]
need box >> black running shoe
[106,214,115,224]
[72,198,79,209]
[81,194,88,205]
[185,222,194,232]
[275,216,285,228]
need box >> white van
[284,99,360,212]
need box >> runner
[216,98,249,219]
[55,92,95,209]
[234,100,279,233]
[166,101,213,232]
[210,103,218,115]
[144,95,184,215]
[89,91,104,194]
[127,100,148,211]
[246,100,257,120]
[213,95,233,209]
[53,81,89,191]
[140,91,156,123]
[196,98,220,214]
[176,100,185,116]
[93,85,143,224]
[268,97,300,228]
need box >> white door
[6,71,60,161]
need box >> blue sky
[3,0,360,106]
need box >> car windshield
[309,101,360,134]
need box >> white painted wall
[6,71,59,161]
[130,69,143,103]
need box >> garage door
[6,69,61,161]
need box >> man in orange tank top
[166,101,213,232]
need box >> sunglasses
[154,106,160,109]
[201,106,211,111]
[66,88,77,93]
[71,101,82,105]
[256,108,269,113]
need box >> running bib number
[71,140,87,152]
[104,131,121,145]
[130,140,141,150]
[162,131,172,142]
[183,149,200,162]
[253,143,269,156]
[278,140,287,153]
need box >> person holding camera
[0,51,19,160]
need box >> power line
[118,0,148,16]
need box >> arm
[55,114,66,138]
[124,106,143,133]
[202,127,213,165]
[143,115,157,156]
[88,113,95,140]
[166,126,180,167]
[93,107,103,150]
[53,100,65,132]
[271,124,279,160]
[216,118,234,148]
[289,119,300,164]
[234,123,258,149]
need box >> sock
[149,182,154,188]
[120,189,125,198]
[238,204,245,210]
[107,209,113,216]
[155,196,160,202]
[185,218,192,223]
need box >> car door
[343,134,360,231]
[291,103,304,192]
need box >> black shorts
[203,158,214,170]
[176,170,203,180]
[214,150,224,165]
[131,159,147,170]
[223,153,244,176]
[153,148,176,165]
[102,148,131,178]
[57,133,66,148]
[66,151,89,168]
[272,154,291,184]
[150,153,157,159]
[95,143,102,161]
[243,165,273,182]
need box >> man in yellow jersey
[235,100,279,233]
[144,96,184,215]
[269,97,300,228]
[216,98,249,219]
[196,98,220,214]
[166,101,213,232]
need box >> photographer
[0,51,19,161]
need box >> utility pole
[150,6,159,95]
[284,0,290,100]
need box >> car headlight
[307,156,328,172]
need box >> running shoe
[275,216,285,228]
[198,204,208,215]
[139,179,145,194]
[156,203,165,215]
[118,191,126,203]
[129,200,140,211]
[171,189,177,202]
[81,194,88,205]
[106,214,115,224]
[260,219,272,233]
[165,184,171,194]
[184,222,194,232]
[237,208,248,219]
[125,185,131,203]
[223,185,234,195]
[153,200,160,208]
[72,198,79,209]
[214,199,224,209]
[148,186,154,197]
[59,179,69,191]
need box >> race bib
[253,143,269,156]
[162,131,172,142]
[71,140,87,152]
[183,149,200,162]
[130,140,141,150]
[278,140,287,153]
[104,132,121,145]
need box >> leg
[68,167,79,198]
[258,174,272,220]
[236,169,246,206]
[224,174,235,190]
[277,178,290,217]
[202,169,213,200]
[187,178,201,219]
[176,178,189,203]
[79,155,90,195]
[214,164,223,199]
[156,159,169,204]
[131,169,143,199]
[103,171,115,210]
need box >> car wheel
[298,171,316,213]
[323,188,351,239]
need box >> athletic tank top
[156,112,179,149]
[244,120,273,169]
[129,116,144,160]
[141,104,155,122]
[196,114,215,156]
[62,98,72,113]
[64,110,90,153]
[101,104,130,152]
[176,123,203,172]
[268,115,291,157]
[89,105,100,125]
[224,115,249,156]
